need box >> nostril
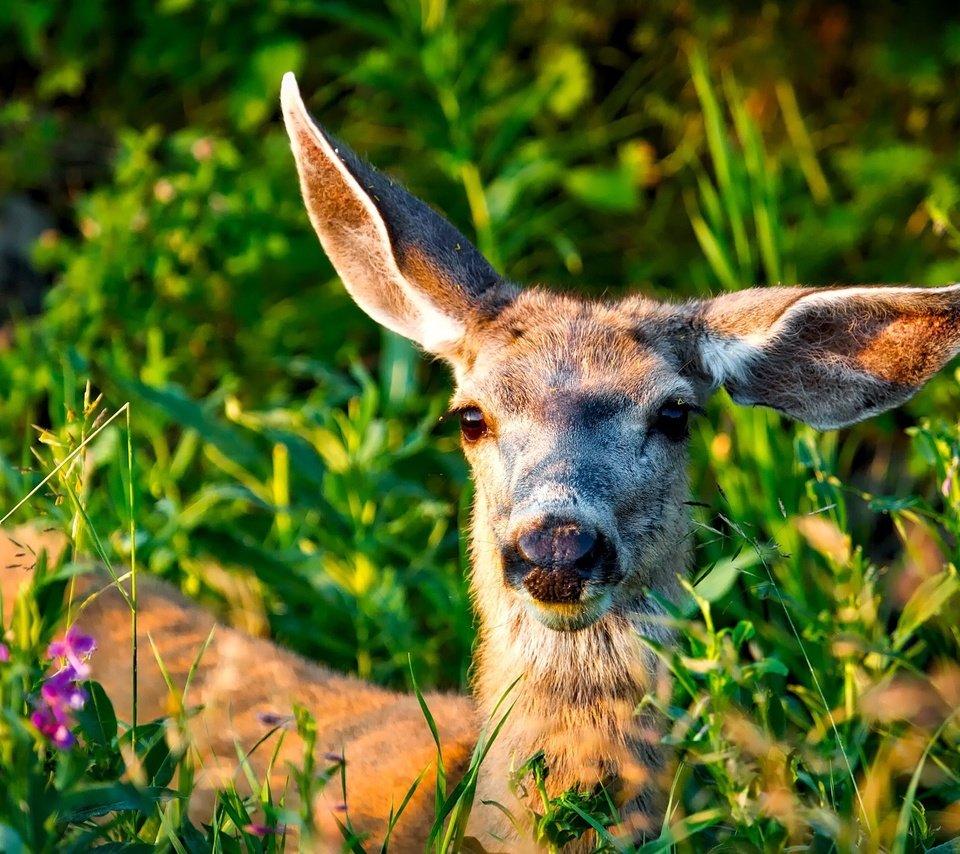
[516,523,597,568]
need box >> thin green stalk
[775,79,831,205]
[751,527,870,830]
[892,704,960,853]
[126,404,138,747]
[689,46,752,285]
[460,161,498,266]
[0,404,131,529]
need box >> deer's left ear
[280,73,511,356]
[692,284,960,429]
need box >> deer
[3,69,960,851]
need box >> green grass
[2,1,960,851]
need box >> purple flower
[30,705,75,750]
[0,643,9,663]
[48,627,96,679]
[30,628,96,750]
[41,667,88,710]
[256,711,294,728]
[243,824,285,838]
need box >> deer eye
[459,406,489,444]
[652,400,691,442]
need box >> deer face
[280,72,960,635]
[451,292,700,629]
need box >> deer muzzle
[509,518,611,604]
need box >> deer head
[280,73,960,637]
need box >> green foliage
[511,751,620,853]
[644,413,960,851]
[3,0,960,851]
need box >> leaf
[74,680,118,747]
[140,724,179,788]
[631,807,726,851]
[693,548,761,606]
[752,656,789,677]
[869,495,920,513]
[537,44,591,119]
[59,784,178,823]
[732,620,755,648]
[0,825,25,854]
[564,166,638,212]
[892,567,960,650]
[924,839,960,854]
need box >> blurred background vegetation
[2,0,960,848]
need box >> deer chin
[521,589,612,631]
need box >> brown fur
[0,527,476,849]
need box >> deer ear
[694,284,960,429]
[280,72,509,355]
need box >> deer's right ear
[280,73,509,356]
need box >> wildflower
[256,710,294,728]
[30,704,75,750]
[0,643,9,663]
[48,626,96,679]
[30,628,96,750]
[243,823,285,837]
[41,666,88,710]
[191,137,214,161]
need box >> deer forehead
[451,291,696,420]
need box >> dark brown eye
[459,406,489,444]
[652,400,691,442]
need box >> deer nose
[510,519,606,605]
[516,522,597,568]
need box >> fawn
[3,70,960,851]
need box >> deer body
[3,71,960,851]
[0,531,478,848]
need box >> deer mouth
[518,569,613,630]
[501,528,619,629]
[521,565,585,603]
[505,524,617,590]
[521,590,613,631]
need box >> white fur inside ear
[405,308,465,355]
[280,72,465,354]
[699,334,761,387]
[786,282,960,309]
